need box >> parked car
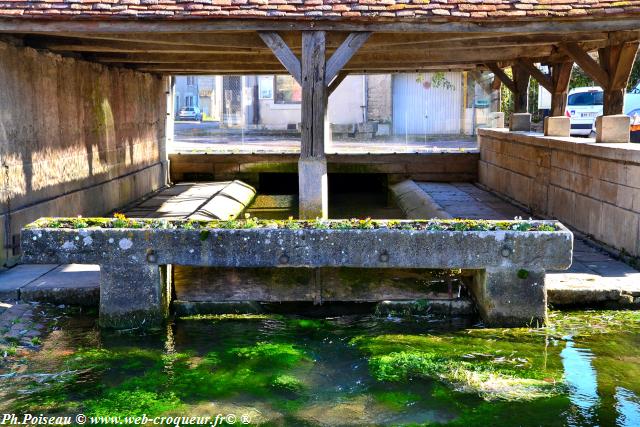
[177,106,202,121]
[566,87,603,136]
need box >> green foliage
[517,269,529,280]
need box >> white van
[567,87,603,136]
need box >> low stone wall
[0,40,168,267]
[169,152,479,184]
[478,129,640,257]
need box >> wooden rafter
[325,32,370,84]
[516,59,553,92]
[258,31,301,83]
[328,71,349,96]
[558,42,610,88]
[485,63,516,92]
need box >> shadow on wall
[0,40,167,265]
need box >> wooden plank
[486,63,516,93]
[301,30,327,159]
[325,32,371,84]
[559,42,610,88]
[517,59,553,92]
[258,31,301,84]
[328,71,349,96]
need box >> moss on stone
[27,215,560,233]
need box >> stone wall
[366,74,392,123]
[478,129,640,257]
[0,40,168,267]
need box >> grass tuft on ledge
[25,214,560,233]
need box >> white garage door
[392,72,463,136]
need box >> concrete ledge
[22,220,573,328]
[389,180,452,219]
[20,264,99,306]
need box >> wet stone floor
[0,308,639,426]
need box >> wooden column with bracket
[560,40,639,115]
[259,30,370,218]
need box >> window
[187,76,196,86]
[258,75,274,99]
[185,96,194,107]
[274,75,302,104]
[568,91,603,106]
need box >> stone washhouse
[2,1,640,328]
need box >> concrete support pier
[298,158,329,219]
[99,264,171,329]
[471,268,546,327]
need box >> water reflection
[615,387,640,427]
[561,339,600,425]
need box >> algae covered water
[1,310,639,426]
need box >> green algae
[352,331,565,401]
[4,311,640,426]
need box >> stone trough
[21,219,573,329]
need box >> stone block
[488,112,505,128]
[544,116,570,137]
[469,268,547,327]
[595,115,630,143]
[99,264,171,329]
[298,157,328,220]
[509,113,531,132]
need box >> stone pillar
[99,264,171,329]
[595,114,631,143]
[470,267,546,327]
[299,31,329,219]
[509,113,531,131]
[544,116,571,137]
[298,158,328,219]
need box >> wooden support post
[599,41,639,115]
[486,62,528,112]
[560,40,638,115]
[550,62,573,117]
[512,64,530,113]
[299,31,329,219]
[259,30,370,218]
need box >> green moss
[517,269,529,279]
[27,217,560,233]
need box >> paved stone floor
[416,182,640,307]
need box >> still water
[1,310,639,426]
